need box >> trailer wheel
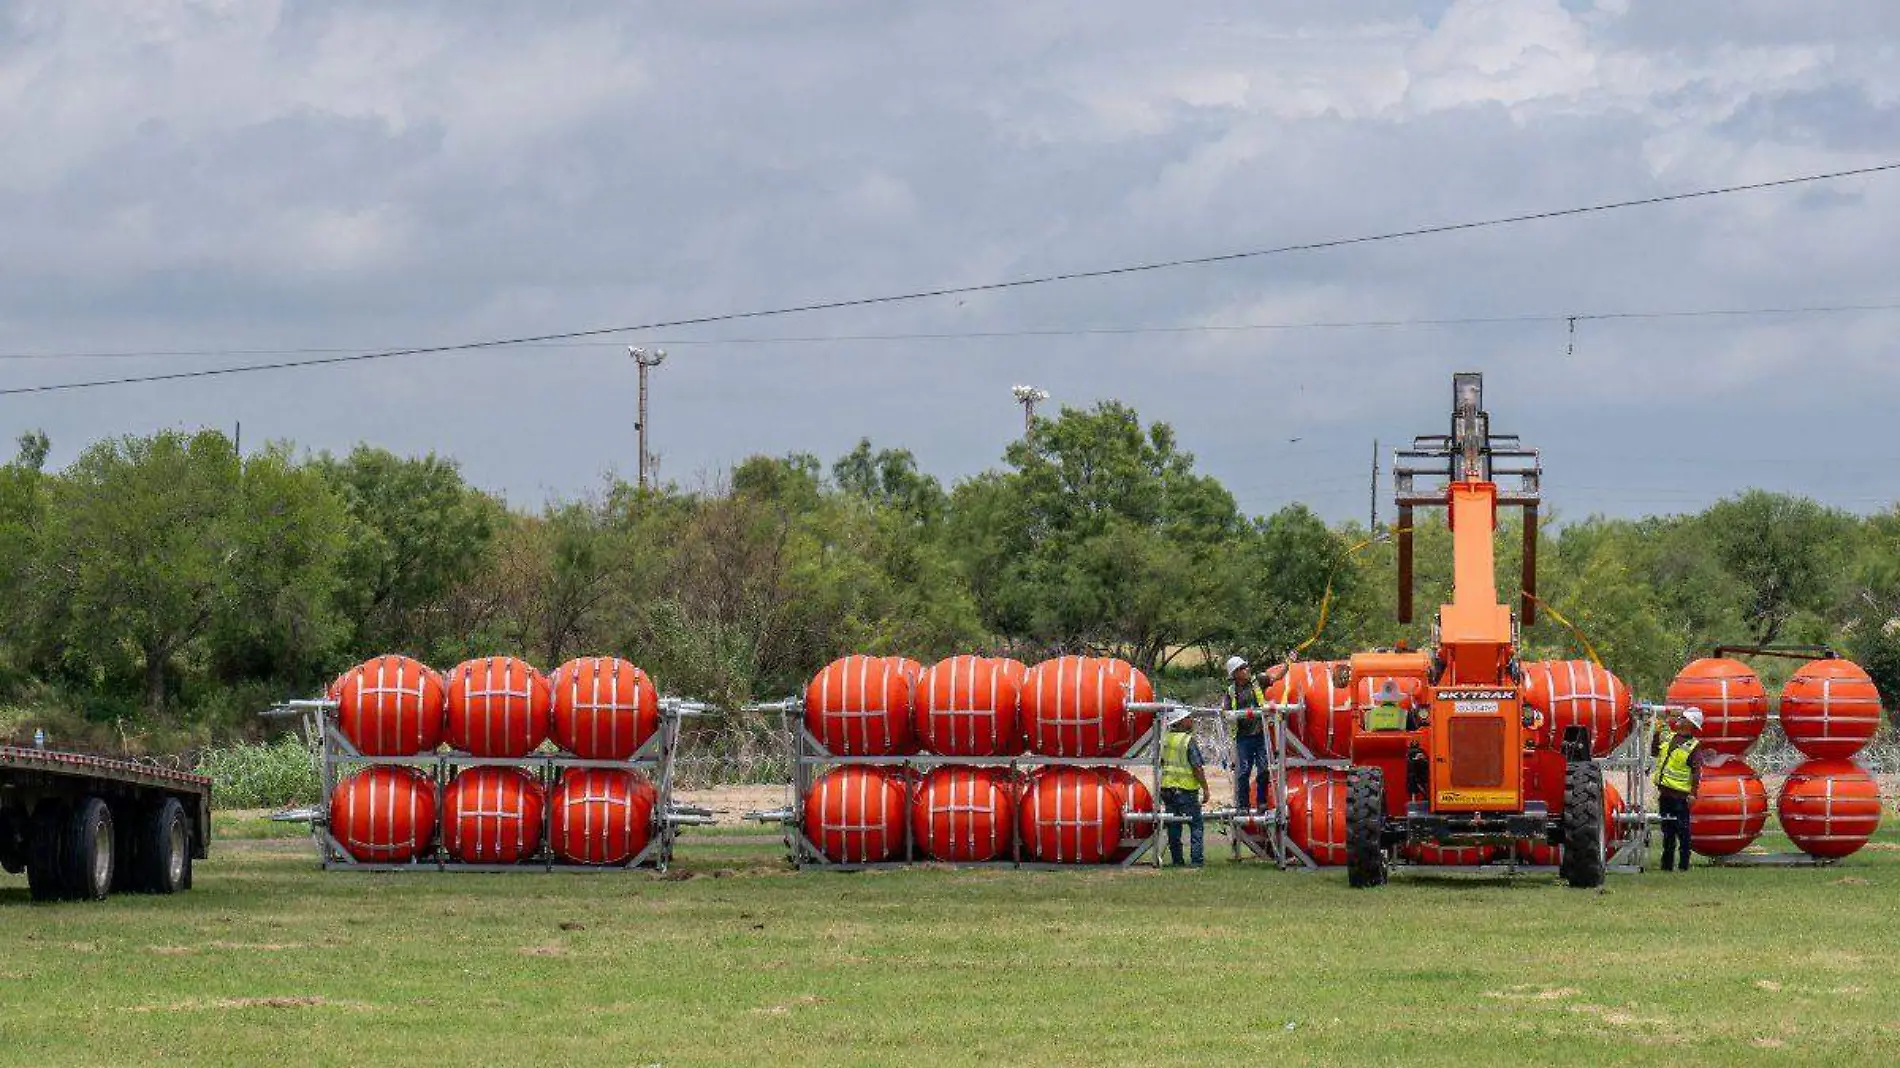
[1346,768,1389,888]
[27,802,71,901]
[133,798,192,894]
[0,808,24,875]
[1561,762,1605,889]
[61,797,115,901]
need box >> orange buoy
[1283,768,1349,866]
[442,766,545,864]
[1517,781,1626,866]
[1777,758,1883,859]
[910,766,1014,862]
[1102,767,1157,862]
[1779,658,1884,760]
[445,656,552,757]
[330,765,437,862]
[548,768,657,865]
[1282,661,1355,760]
[549,656,660,760]
[1020,656,1154,757]
[914,655,1023,756]
[1018,766,1125,864]
[1689,755,1769,857]
[884,656,925,687]
[335,655,446,756]
[804,654,916,756]
[1521,660,1632,757]
[803,766,907,863]
[1665,658,1768,757]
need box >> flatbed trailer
[0,745,210,901]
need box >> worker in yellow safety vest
[1651,706,1706,872]
[1363,680,1410,732]
[1159,709,1211,867]
[1222,655,1271,812]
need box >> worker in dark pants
[1159,709,1211,867]
[1652,706,1706,871]
[1222,656,1271,812]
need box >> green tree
[1700,491,1853,644]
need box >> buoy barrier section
[911,766,1015,862]
[550,769,659,866]
[265,655,710,872]
[1665,658,1768,757]
[330,765,437,863]
[914,655,1026,756]
[1017,766,1128,864]
[549,656,660,760]
[1776,758,1883,860]
[804,654,917,756]
[1688,756,1769,857]
[1282,768,1349,866]
[1019,655,1154,758]
[1521,659,1633,757]
[446,656,553,758]
[335,655,446,756]
[1778,658,1883,761]
[1282,660,1356,760]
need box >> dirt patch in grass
[130,996,367,1013]
[750,994,826,1016]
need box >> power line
[8,300,1900,362]
[4,160,1897,397]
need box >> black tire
[0,808,24,875]
[1561,761,1606,889]
[133,798,192,894]
[61,797,115,901]
[26,801,71,902]
[1346,767,1389,888]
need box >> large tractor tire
[1560,762,1606,889]
[61,797,116,901]
[26,801,71,902]
[1346,768,1389,888]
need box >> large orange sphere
[335,655,446,756]
[1779,658,1884,760]
[1020,656,1154,757]
[804,655,916,756]
[884,656,925,688]
[445,656,552,757]
[1284,768,1349,866]
[914,655,1023,756]
[1018,766,1125,863]
[1689,756,1769,857]
[549,656,660,760]
[442,766,545,864]
[910,767,1014,862]
[1282,661,1356,760]
[1665,658,1768,757]
[1777,759,1883,859]
[803,766,907,863]
[549,769,657,865]
[1521,660,1632,757]
[330,765,437,862]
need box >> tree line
[1,401,1894,750]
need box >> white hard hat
[1224,655,1249,679]
[1166,709,1194,728]
[1680,706,1705,730]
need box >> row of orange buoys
[328,764,657,865]
[330,654,661,759]
[803,653,1155,758]
[802,764,1156,864]
[1668,656,1885,859]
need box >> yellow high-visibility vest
[1364,702,1406,732]
[1656,734,1698,793]
[1161,731,1199,791]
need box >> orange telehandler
[1343,372,1606,888]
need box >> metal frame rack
[745,695,1190,871]
[266,697,715,873]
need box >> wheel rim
[166,818,186,886]
[91,820,112,891]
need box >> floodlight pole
[630,347,667,491]
[1012,385,1049,437]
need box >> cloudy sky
[3,0,1898,522]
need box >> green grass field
[3,820,1897,1067]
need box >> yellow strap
[1292,529,1398,655]
[1520,589,1603,667]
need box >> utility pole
[1011,384,1049,436]
[629,347,667,492]
[1370,438,1380,532]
